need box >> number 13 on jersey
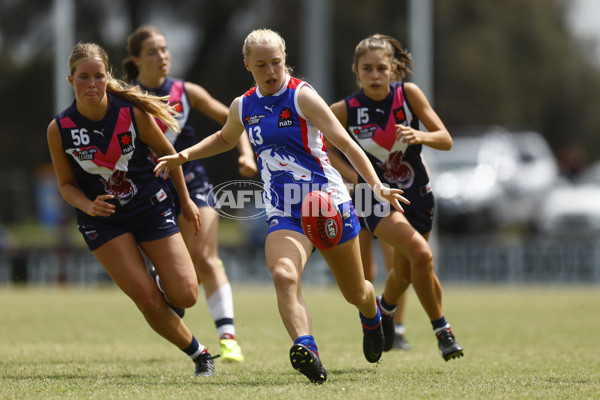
[247,126,263,146]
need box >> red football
[301,190,343,250]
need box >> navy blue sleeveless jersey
[239,75,351,221]
[135,77,211,200]
[344,82,434,233]
[54,95,174,224]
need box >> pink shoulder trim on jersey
[371,86,405,152]
[347,97,361,108]
[169,80,184,104]
[59,116,76,129]
[393,84,406,108]
[115,106,133,134]
[93,107,133,170]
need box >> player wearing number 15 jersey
[330,34,464,361]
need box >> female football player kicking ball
[154,29,408,384]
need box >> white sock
[206,283,235,338]
[434,323,451,335]
[395,324,406,336]
[189,345,205,360]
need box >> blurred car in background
[500,130,560,227]
[423,126,559,233]
[535,161,600,235]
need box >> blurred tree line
[1,0,599,222]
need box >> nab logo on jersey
[118,131,134,155]
[278,107,294,128]
[172,101,183,113]
[393,107,406,124]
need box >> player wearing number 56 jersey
[47,42,217,377]
[55,94,174,231]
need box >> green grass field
[1,284,599,399]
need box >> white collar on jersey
[256,74,291,98]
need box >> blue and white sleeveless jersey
[239,75,351,221]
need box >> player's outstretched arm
[154,97,245,178]
[298,86,409,212]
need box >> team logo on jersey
[150,188,168,206]
[377,151,415,189]
[73,148,97,161]
[245,114,266,126]
[278,107,293,128]
[102,170,138,206]
[393,107,406,124]
[350,125,377,139]
[118,132,134,154]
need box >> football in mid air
[301,190,342,250]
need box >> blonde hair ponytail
[69,42,179,133]
[106,78,179,133]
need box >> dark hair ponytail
[122,25,165,82]
[122,57,139,82]
[353,34,413,82]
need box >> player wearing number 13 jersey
[152,30,411,383]
[239,74,351,222]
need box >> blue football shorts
[266,200,361,247]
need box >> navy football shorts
[77,205,180,251]
[172,168,218,214]
[358,193,435,236]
